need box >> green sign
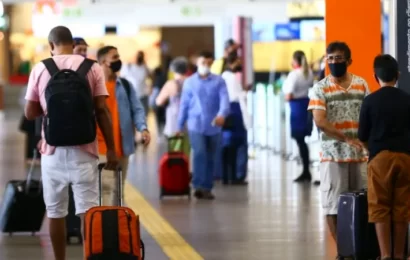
[180,6,201,17]
[62,7,82,17]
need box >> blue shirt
[177,73,230,135]
[116,78,147,156]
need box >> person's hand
[175,131,184,137]
[213,116,225,127]
[346,138,363,150]
[105,149,119,170]
[141,130,151,147]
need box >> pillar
[325,0,381,92]
[396,0,410,93]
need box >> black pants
[222,145,238,184]
[294,136,310,173]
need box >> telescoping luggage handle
[25,148,42,194]
[167,136,184,153]
[97,163,123,207]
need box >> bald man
[24,26,117,260]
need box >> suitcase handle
[97,163,123,207]
[167,136,184,153]
[25,148,42,194]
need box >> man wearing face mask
[73,37,88,57]
[96,46,151,206]
[177,50,230,200]
[308,41,370,255]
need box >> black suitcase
[66,186,82,244]
[337,190,380,259]
[0,150,45,235]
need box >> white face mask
[197,65,210,75]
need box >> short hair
[373,54,399,82]
[96,46,117,62]
[326,41,351,59]
[48,26,73,46]
[198,50,214,60]
[170,57,188,74]
[226,52,239,65]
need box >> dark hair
[373,54,399,82]
[170,57,188,74]
[48,26,73,46]
[97,46,117,62]
[293,50,309,78]
[226,52,239,65]
[326,41,351,60]
[198,50,214,59]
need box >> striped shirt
[308,74,369,162]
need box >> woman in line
[220,54,250,185]
[155,57,190,156]
[282,50,314,183]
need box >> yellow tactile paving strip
[124,182,204,260]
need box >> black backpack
[42,58,96,146]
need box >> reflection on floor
[0,111,338,260]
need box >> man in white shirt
[120,51,151,115]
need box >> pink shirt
[25,55,108,158]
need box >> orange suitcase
[84,163,144,260]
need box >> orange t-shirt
[97,80,123,157]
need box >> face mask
[110,60,122,73]
[197,65,210,75]
[328,62,347,77]
[233,65,242,73]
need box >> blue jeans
[189,131,220,191]
[236,140,248,180]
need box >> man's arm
[177,80,191,132]
[358,99,370,143]
[128,83,148,131]
[24,66,43,120]
[217,78,230,118]
[94,96,115,151]
[155,80,172,106]
[312,110,348,142]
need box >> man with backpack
[24,26,118,260]
[96,45,151,206]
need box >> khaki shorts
[368,151,410,223]
[320,161,367,215]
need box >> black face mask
[233,65,243,72]
[137,56,144,64]
[328,62,347,77]
[110,60,122,73]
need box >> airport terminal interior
[0,0,401,259]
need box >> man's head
[136,51,145,65]
[170,57,188,76]
[48,26,74,55]
[226,52,242,73]
[326,41,352,78]
[373,54,399,86]
[196,51,214,76]
[97,46,122,77]
[73,37,88,57]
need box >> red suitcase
[159,137,191,199]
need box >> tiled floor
[0,110,339,260]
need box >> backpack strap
[42,58,60,76]
[76,58,96,78]
[119,77,131,99]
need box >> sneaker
[193,189,204,199]
[201,190,215,200]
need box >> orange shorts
[368,150,410,223]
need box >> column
[396,0,410,93]
[326,0,381,92]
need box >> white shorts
[320,161,367,215]
[41,147,99,218]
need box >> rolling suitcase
[84,163,144,259]
[66,186,82,244]
[337,190,380,259]
[159,136,191,199]
[0,150,45,235]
